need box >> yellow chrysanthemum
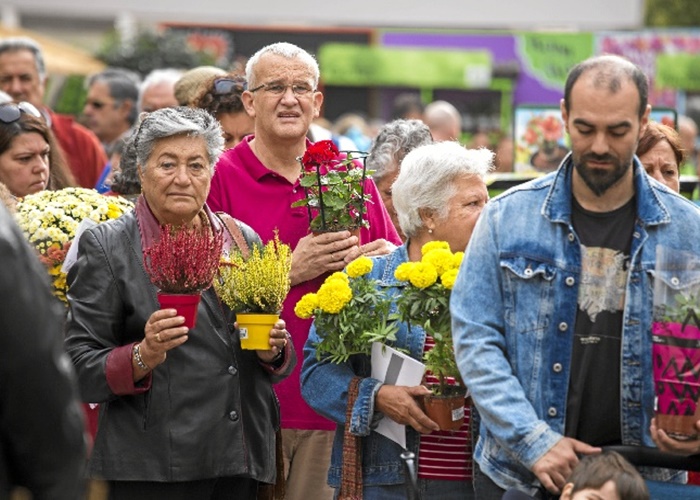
[452,251,464,269]
[408,262,438,289]
[317,279,353,314]
[346,255,373,278]
[394,262,415,282]
[441,268,459,290]
[294,293,319,319]
[326,272,349,284]
[421,240,450,256]
[422,248,454,276]
[14,187,134,303]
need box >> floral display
[292,140,372,233]
[143,223,223,294]
[394,241,464,395]
[215,232,292,314]
[14,187,134,302]
[295,255,398,364]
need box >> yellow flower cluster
[394,242,461,290]
[215,232,292,314]
[14,188,134,302]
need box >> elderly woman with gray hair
[64,107,295,500]
[368,118,433,241]
[302,141,493,499]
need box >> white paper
[61,218,98,274]
[370,342,426,448]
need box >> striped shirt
[418,335,472,481]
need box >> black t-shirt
[565,196,635,446]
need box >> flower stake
[215,232,292,350]
[143,223,223,329]
[292,140,372,234]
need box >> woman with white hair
[65,107,295,499]
[302,141,493,499]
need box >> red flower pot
[157,292,202,329]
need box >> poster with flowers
[514,105,570,174]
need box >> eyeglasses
[0,101,42,124]
[249,82,316,97]
[213,77,247,95]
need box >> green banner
[518,33,594,89]
[656,53,700,90]
[318,43,492,88]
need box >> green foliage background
[645,0,700,27]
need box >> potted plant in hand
[215,232,292,350]
[394,241,467,431]
[292,140,372,236]
[295,255,398,363]
[143,223,223,329]
[652,246,700,440]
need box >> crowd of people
[1,33,700,500]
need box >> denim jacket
[301,244,426,487]
[451,156,700,494]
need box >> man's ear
[242,91,256,119]
[312,91,324,119]
[560,98,570,135]
[638,103,652,139]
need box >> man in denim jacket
[452,54,700,498]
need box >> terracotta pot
[236,312,279,350]
[652,321,700,440]
[421,384,468,431]
[157,292,201,329]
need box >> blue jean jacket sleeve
[451,202,562,469]
[301,322,382,436]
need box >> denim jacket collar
[542,154,671,227]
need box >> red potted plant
[292,140,372,236]
[143,224,223,328]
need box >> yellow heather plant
[394,241,464,395]
[215,232,292,314]
[295,256,398,364]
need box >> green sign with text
[318,43,492,88]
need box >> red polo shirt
[208,136,401,430]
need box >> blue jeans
[338,479,474,500]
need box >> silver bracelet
[133,343,150,371]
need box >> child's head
[560,451,649,500]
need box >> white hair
[245,42,319,88]
[392,142,494,238]
[138,68,184,111]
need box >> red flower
[301,140,339,170]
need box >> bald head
[424,100,461,142]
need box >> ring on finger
[156,332,162,343]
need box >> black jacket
[0,204,86,499]
[64,210,294,483]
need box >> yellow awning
[0,25,106,76]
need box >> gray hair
[392,142,494,238]
[245,42,319,88]
[87,67,141,126]
[138,68,184,111]
[0,37,46,80]
[368,119,433,182]
[133,107,224,173]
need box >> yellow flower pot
[237,313,279,350]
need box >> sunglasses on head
[213,77,247,96]
[0,101,42,124]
